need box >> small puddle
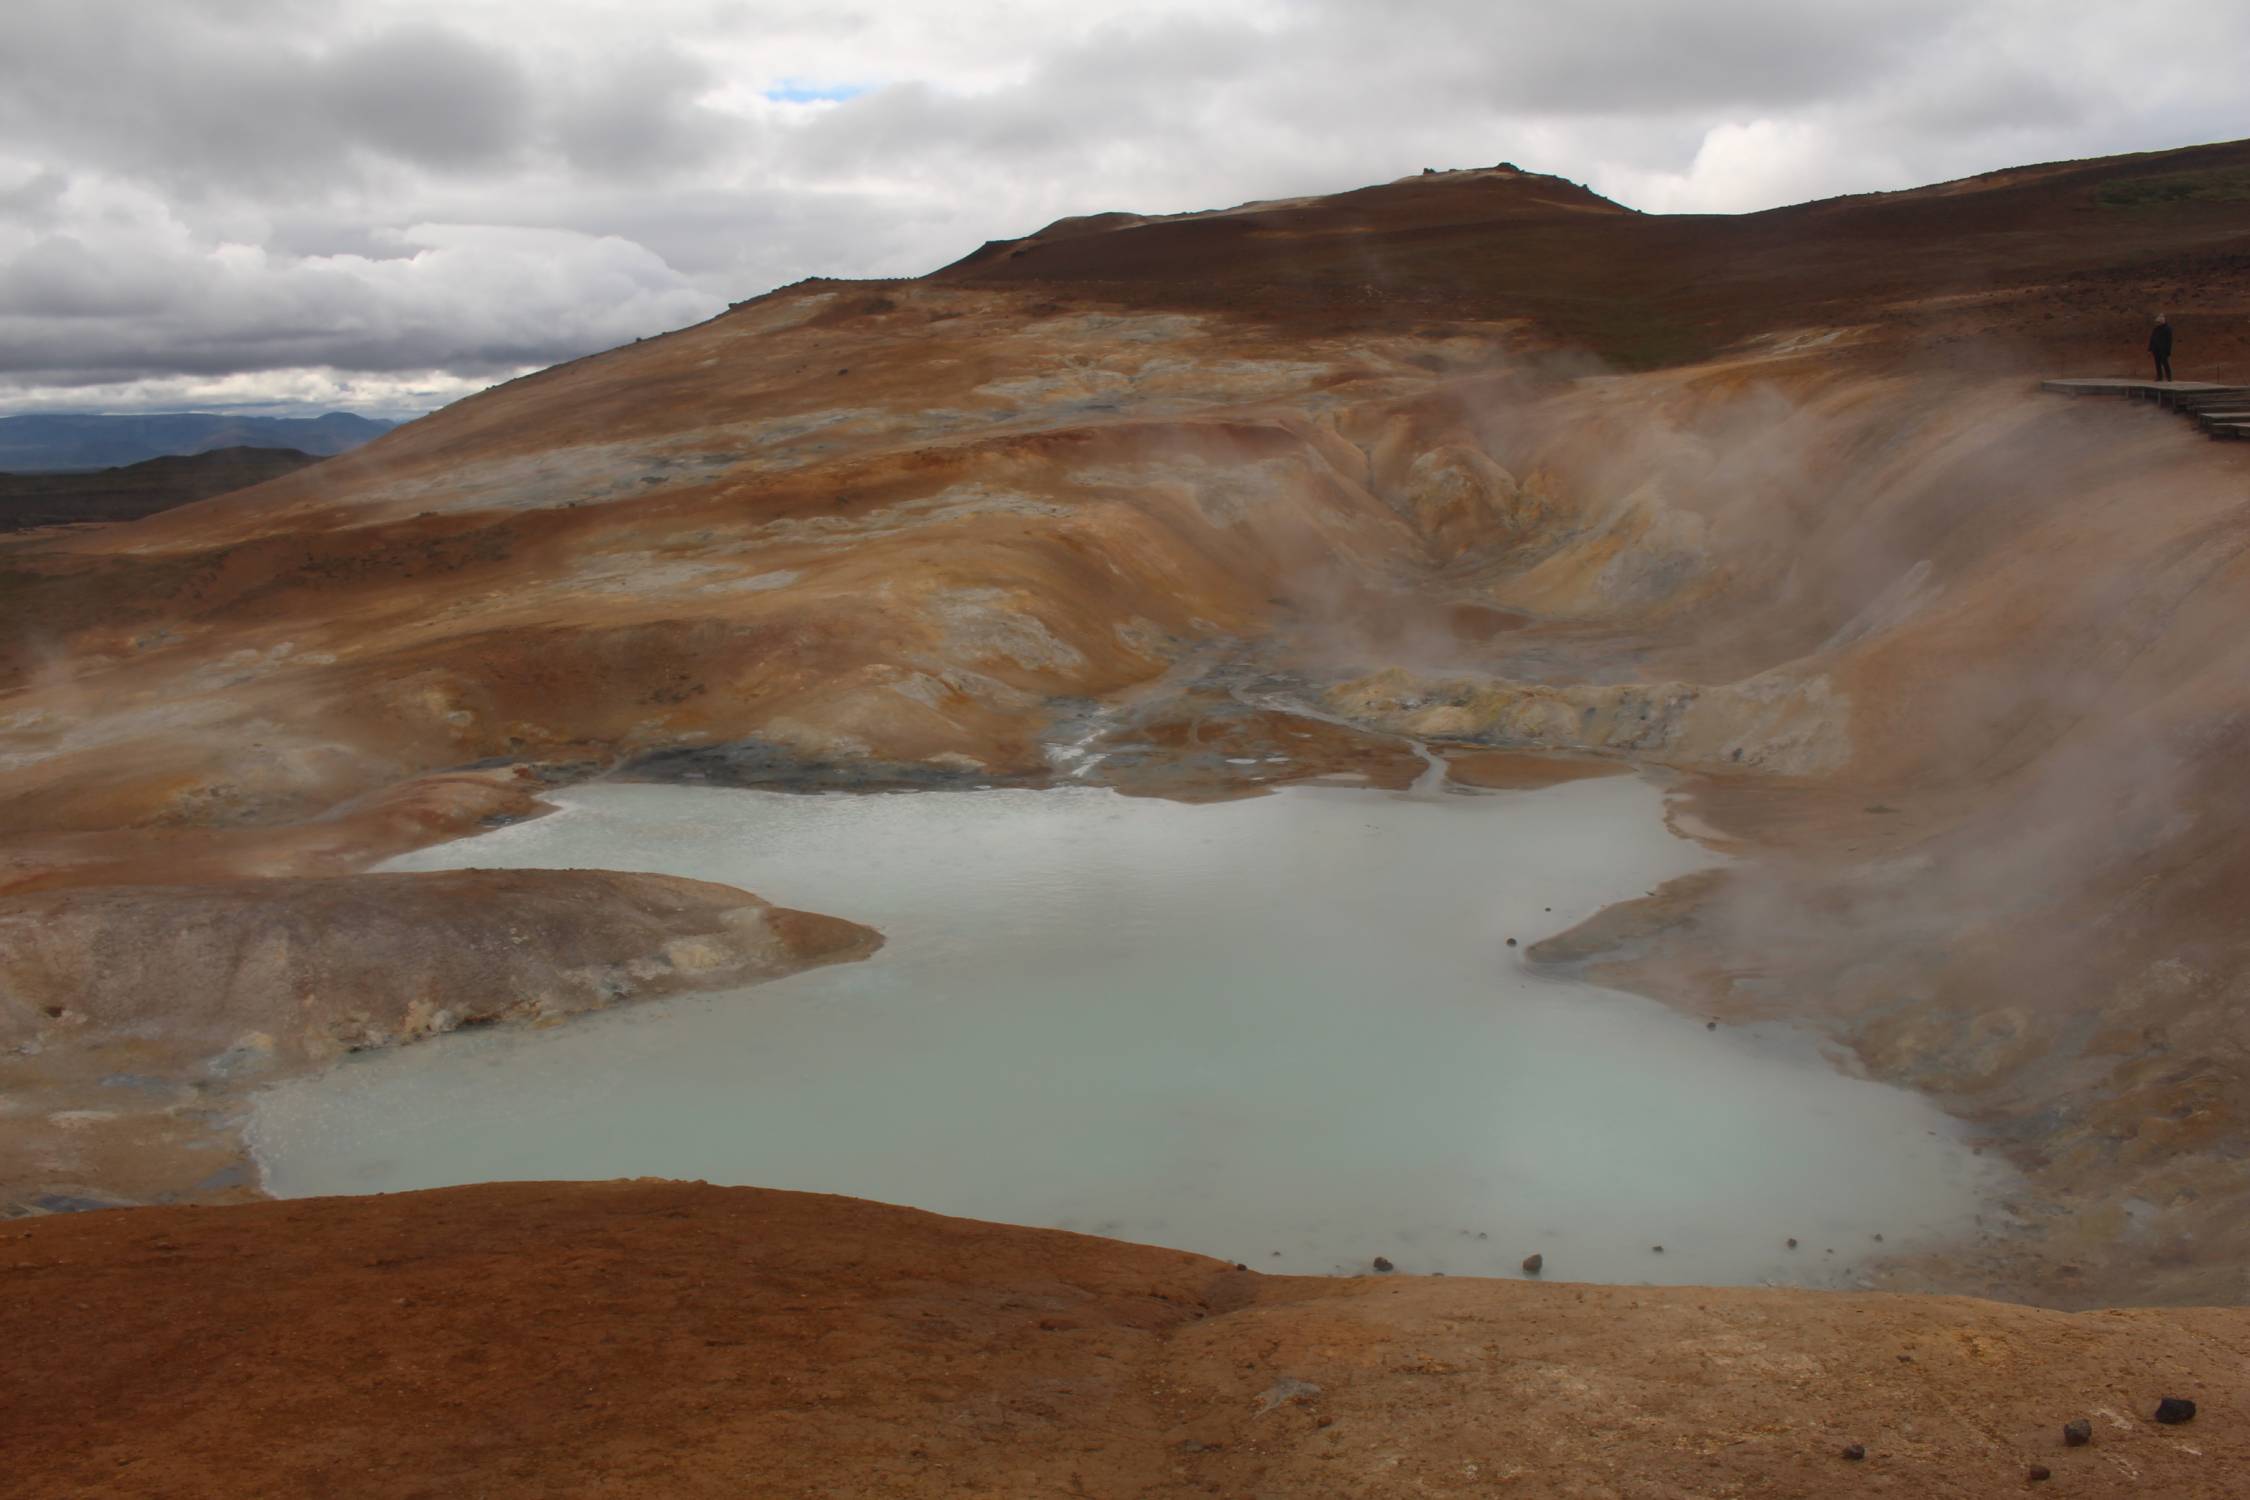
[248,778,2011,1286]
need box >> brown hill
[940,143,2250,374]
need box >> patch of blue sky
[763,81,869,105]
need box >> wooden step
[2156,389,2250,410]
[2039,378,2237,398]
[2044,380,2250,444]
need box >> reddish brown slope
[4,1182,2246,1500]
[939,142,2250,374]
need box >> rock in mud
[2028,1464,2051,1481]
[2154,1396,2197,1424]
[1521,1253,1543,1275]
[2062,1418,2091,1446]
[1841,1443,1866,1462]
[1370,1256,1395,1273]
[1254,1378,1322,1414]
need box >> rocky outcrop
[0,869,879,1068]
[0,868,881,1213]
[1329,664,1852,776]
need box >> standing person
[2150,314,2175,381]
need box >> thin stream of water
[1224,689,1456,796]
[249,776,2012,1286]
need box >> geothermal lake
[250,775,2008,1286]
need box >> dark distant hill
[0,412,391,472]
[0,446,322,530]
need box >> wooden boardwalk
[2042,378,2250,439]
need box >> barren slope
[4,1182,2245,1500]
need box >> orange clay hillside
[3,140,2250,1497]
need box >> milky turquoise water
[247,776,2008,1285]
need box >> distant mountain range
[0,446,323,530]
[0,411,393,471]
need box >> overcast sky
[2,0,2243,418]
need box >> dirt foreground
[4,1180,2244,1499]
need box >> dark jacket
[2151,322,2174,356]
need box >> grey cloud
[553,47,740,175]
[794,16,1293,177]
[0,235,172,319]
[322,24,534,169]
[789,0,1970,189]
[0,4,717,199]
[0,224,722,386]
[1513,1,1966,112]
[0,170,70,225]
[0,6,475,196]
[254,214,413,263]
[1886,70,2084,139]
[777,0,1983,222]
[1278,0,1971,114]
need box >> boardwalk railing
[2041,379,2250,440]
